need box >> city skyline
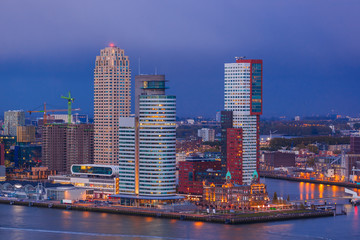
[1,1,359,118]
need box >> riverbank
[260,172,360,189]
[0,199,333,225]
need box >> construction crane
[27,102,80,125]
[61,91,75,124]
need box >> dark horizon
[1,1,359,119]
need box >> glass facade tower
[224,59,263,185]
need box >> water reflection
[1,179,360,240]
[263,178,359,201]
[193,221,204,229]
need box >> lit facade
[118,117,136,194]
[49,164,120,198]
[16,126,36,143]
[224,59,262,185]
[138,95,176,196]
[203,177,269,209]
[94,45,131,165]
[118,75,177,197]
[4,110,25,136]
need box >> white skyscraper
[119,75,176,197]
[224,58,262,185]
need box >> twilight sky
[0,0,359,118]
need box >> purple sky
[1,0,360,118]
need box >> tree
[272,192,278,203]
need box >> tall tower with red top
[224,57,263,185]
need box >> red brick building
[178,160,221,195]
[226,128,243,185]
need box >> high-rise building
[119,75,177,197]
[42,124,67,172]
[220,110,233,179]
[66,124,95,171]
[224,58,262,185]
[94,45,131,165]
[17,126,36,143]
[226,128,243,185]
[197,128,215,142]
[4,110,25,136]
[42,123,94,173]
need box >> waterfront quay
[1,178,359,239]
[0,198,333,225]
[261,171,360,189]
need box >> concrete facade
[94,45,131,165]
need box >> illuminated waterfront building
[118,75,177,198]
[94,45,131,165]
[49,164,119,198]
[203,171,269,209]
[224,58,263,185]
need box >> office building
[118,75,177,198]
[42,123,94,173]
[49,164,120,198]
[14,144,41,168]
[224,58,263,185]
[0,136,16,165]
[220,110,233,179]
[178,158,221,195]
[263,151,296,169]
[197,128,215,142]
[66,124,95,171]
[4,110,25,136]
[16,126,36,143]
[94,45,131,165]
[350,135,360,154]
[0,143,4,166]
[226,128,243,185]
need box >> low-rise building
[178,158,221,195]
[48,164,119,199]
[264,151,296,170]
[202,172,269,209]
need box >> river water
[0,178,359,240]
